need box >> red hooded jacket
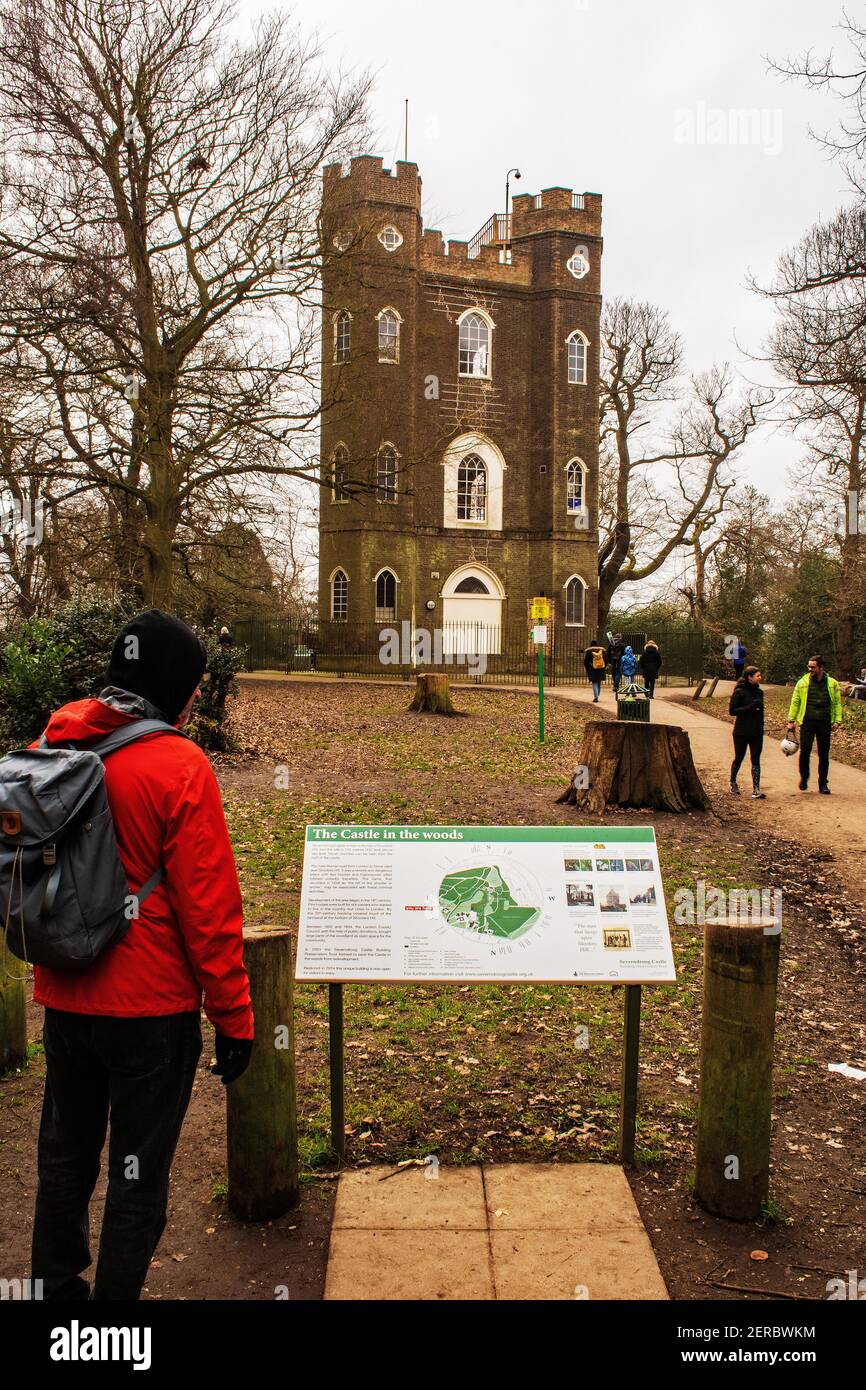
[32,698,253,1040]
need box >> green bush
[0,618,71,749]
[0,598,246,752]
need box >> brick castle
[318,155,602,641]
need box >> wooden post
[0,940,27,1075]
[227,926,299,1220]
[694,917,781,1220]
[619,985,642,1165]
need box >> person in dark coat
[639,639,662,698]
[583,640,607,702]
[732,640,747,680]
[729,664,765,798]
[606,633,625,694]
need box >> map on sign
[296,826,676,984]
[438,865,540,939]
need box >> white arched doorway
[441,563,505,655]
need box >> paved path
[325,1163,668,1300]
[550,682,866,897]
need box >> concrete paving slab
[332,1164,487,1230]
[491,1229,669,1300]
[483,1162,644,1231]
[325,1229,494,1300]
[325,1164,669,1300]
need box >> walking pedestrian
[29,610,254,1301]
[732,639,747,681]
[606,633,625,694]
[639,639,662,699]
[620,643,638,695]
[583,639,607,702]
[786,654,843,794]
[729,664,765,798]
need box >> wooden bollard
[694,915,781,1220]
[0,941,27,1074]
[227,926,299,1220]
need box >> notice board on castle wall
[295,825,676,985]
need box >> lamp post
[504,167,521,242]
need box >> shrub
[187,630,248,752]
[0,618,71,749]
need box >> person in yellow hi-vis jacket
[786,654,843,794]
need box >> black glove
[210,1033,253,1085]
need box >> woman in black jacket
[729,665,765,798]
[639,640,662,698]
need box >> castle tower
[318,156,602,643]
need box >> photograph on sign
[296,826,676,984]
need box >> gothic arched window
[333,310,351,363]
[566,458,586,513]
[374,569,397,621]
[457,454,487,522]
[458,311,491,378]
[331,444,349,503]
[564,574,587,627]
[377,443,398,502]
[566,330,588,385]
[330,568,349,622]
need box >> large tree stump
[227,926,299,1220]
[408,672,457,715]
[694,917,781,1220]
[558,720,710,814]
[0,940,27,1074]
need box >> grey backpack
[0,719,184,971]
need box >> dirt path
[552,682,866,900]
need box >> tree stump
[408,672,457,715]
[558,720,710,814]
[227,926,299,1220]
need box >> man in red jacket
[31,610,254,1301]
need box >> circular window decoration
[378,225,403,252]
[332,229,352,251]
[567,246,590,280]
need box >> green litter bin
[617,696,650,722]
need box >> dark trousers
[32,1008,202,1301]
[644,677,657,699]
[611,663,622,693]
[732,732,763,783]
[799,719,832,787]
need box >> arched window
[566,458,586,513]
[458,310,492,378]
[567,330,588,385]
[377,308,402,363]
[330,568,349,622]
[457,454,487,522]
[333,310,351,363]
[453,575,490,594]
[377,443,398,502]
[331,444,349,503]
[374,568,397,621]
[564,575,587,627]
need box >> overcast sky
[248,0,851,502]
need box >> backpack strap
[91,719,186,758]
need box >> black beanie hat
[106,609,208,723]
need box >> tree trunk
[0,940,27,1074]
[557,720,710,814]
[408,672,457,715]
[227,926,299,1221]
[694,918,780,1220]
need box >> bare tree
[0,0,371,606]
[763,216,866,674]
[596,297,769,631]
